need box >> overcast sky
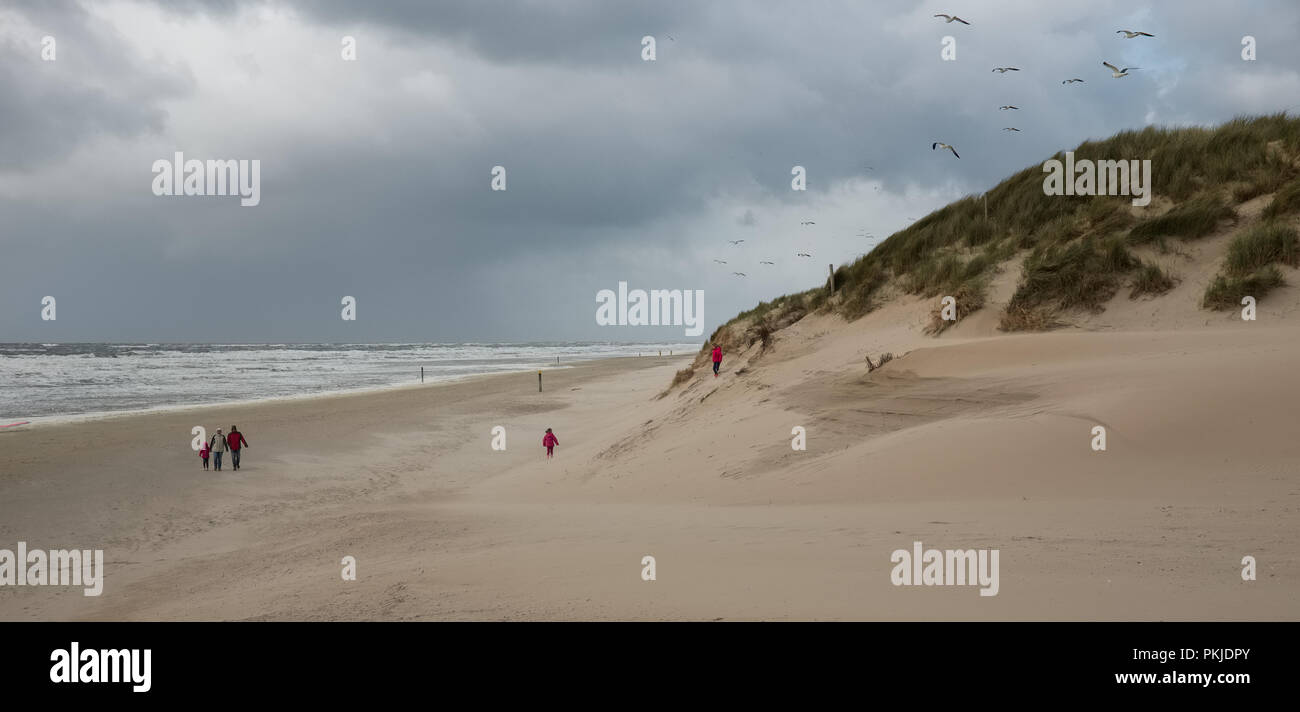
[2,0,1298,343]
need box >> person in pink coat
[711,344,723,377]
[542,428,559,460]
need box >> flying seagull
[732,272,747,277]
[992,67,1020,73]
[713,259,727,264]
[796,252,812,258]
[760,260,775,265]
[933,14,970,25]
[999,105,1019,110]
[800,221,816,225]
[1116,30,1154,38]
[1062,78,1085,84]
[1102,61,1138,78]
[932,142,960,158]
[728,239,745,245]
[1003,127,1021,132]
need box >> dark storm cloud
[0,0,190,169]
[1,0,1299,342]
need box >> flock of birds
[930,13,1155,158]
[716,227,820,276]
[715,13,1158,278]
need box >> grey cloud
[2,0,1299,342]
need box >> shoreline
[0,353,690,431]
[0,353,692,621]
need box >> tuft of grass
[1201,222,1297,311]
[1127,194,1235,244]
[746,315,777,353]
[925,276,988,335]
[1010,236,1136,309]
[1261,177,1300,220]
[1130,261,1177,298]
[865,352,894,372]
[669,366,694,387]
[999,303,1062,331]
[657,366,697,399]
[1202,266,1284,310]
[1223,222,1300,275]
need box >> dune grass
[666,114,1300,389]
[998,235,1138,330]
[1129,261,1177,298]
[1261,177,1300,220]
[1203,267,1285,310]
[1202,222,1298,310]
[1223,222,1300,274]
[1127,194,1235,244]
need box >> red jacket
[227,431,248,450]
[711,347,722,363]
[542,433,558,447]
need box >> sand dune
[4,202,1300,619]
[3,304,1297,619]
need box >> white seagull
[760,260,775,265]
[1062,78,1085,84]
[732,272,747,277]
[932,142,960,158]
[796,252,812,258]
[1116,30,1154,38]
[800,220,816,225]
[999,105,1019,110]
[1102,61,1138,78]
[933,14,971,25]
[728,239,745,245]
[713,259,727,264]
[1003,127,1021,132]
[992,67,1020,73]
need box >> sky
[1,0,1298,343]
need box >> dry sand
[3,214,1300,619]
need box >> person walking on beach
[209,428,228,471]
[542,428,559,460]
[227,425,249,471]
[711,343,723,377]
[200,441,210,470]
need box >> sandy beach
[3,295,1298,620]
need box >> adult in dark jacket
[227,425,249,471]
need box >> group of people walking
[200,425,249,471]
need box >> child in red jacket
[542,428,559,460]
[199,442,210,470]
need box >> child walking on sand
[200,442,210,470]
[542,428,559,460]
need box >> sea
[0,342,701,422]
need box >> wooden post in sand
[827,264,835,294]
[538,370,542,392]
[421,367,424,383]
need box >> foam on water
[0,342,700,421]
